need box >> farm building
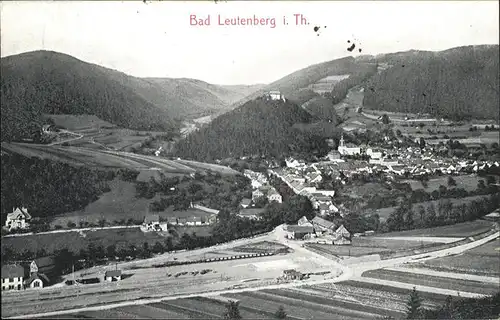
[311,216,336,235]
[332,225,352,245]
[104,270,122,282]
[30,256,56,280]
[1,264,25,291]
[166,217,178,226]
[286,225,315,240]
[297,216,313,227]
[267,190,283,203]
[282,269,304,280]
[237,208,265,220]
[240,198,252,208]
[142,214,167,231]
[25,272,50,289]
[5,207,31,231]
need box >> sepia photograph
[1,0,499,319]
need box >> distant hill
[362,45,500,121]
[143,78,264,118]
[0,50,264,142]
[174,97,331,161]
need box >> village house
[142,214,164,232]
[337,134,361,156]
[177,217,188,226]
[332,225,352,245]
[285,225,315,240]
[285,158,304,168]
[252,188,265,201]
[240,198,252,208]
[267,190,283,203]
[24,256,55,289]
[311,216,336,235]
[1,264,25,291]
[282,269,304,280]
[306,172,323,184]
[252,185,282,203]
[237,208,265,220]
[166,217,178,226]
[326,151,344,162]
[366,148,383,159]
[297,216,313,227]
[318,202,339,216]
[5,207,31,231]
[104,270,122,282]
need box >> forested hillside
[1,153,116,220]
[174,97,329,161]
[1,51,180,142]
[1,50,263,142]
[363,45,499,120]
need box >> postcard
[1,1,499,319]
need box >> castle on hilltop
[264,90,286,102]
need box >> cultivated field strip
[118,304,190,319]
[361,269,500,295]
[258,288,400,319]
[306,282,439,311]
[224,292,337,320]
[75,309,144,319]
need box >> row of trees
[406,287,500,320]
[386,193,500,232]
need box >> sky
[1,1,499,85]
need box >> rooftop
[105,270,122,277]
[286,225,314,233]
[312,216,336,229]
[1,264,25,279]
[239,208,265,217]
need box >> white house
[267,190,283,203]
[5,207,31,231]
[142,214,167,232]
[337,134,361,156]
[332,225,352,245]
[285,158,303,168]
[1,264,25,291]
[366,148,383,159]
[240,198,252,208]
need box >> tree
[382,114,390,125]
[477,180,486,190]
[419,137,426,149]
[406,287,422,319]
[387,202,407,231]
[224,300,242,320]
[486,175,496,186]
[67,221,76,228]
[447,176,456,187]
[106,245,116,259]
[425,203,437,227]
[274,306,287,319]
[404,210,415,230]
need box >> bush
[54,225,63,230]
[67,221,76,228]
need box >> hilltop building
[265,90,286,101]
